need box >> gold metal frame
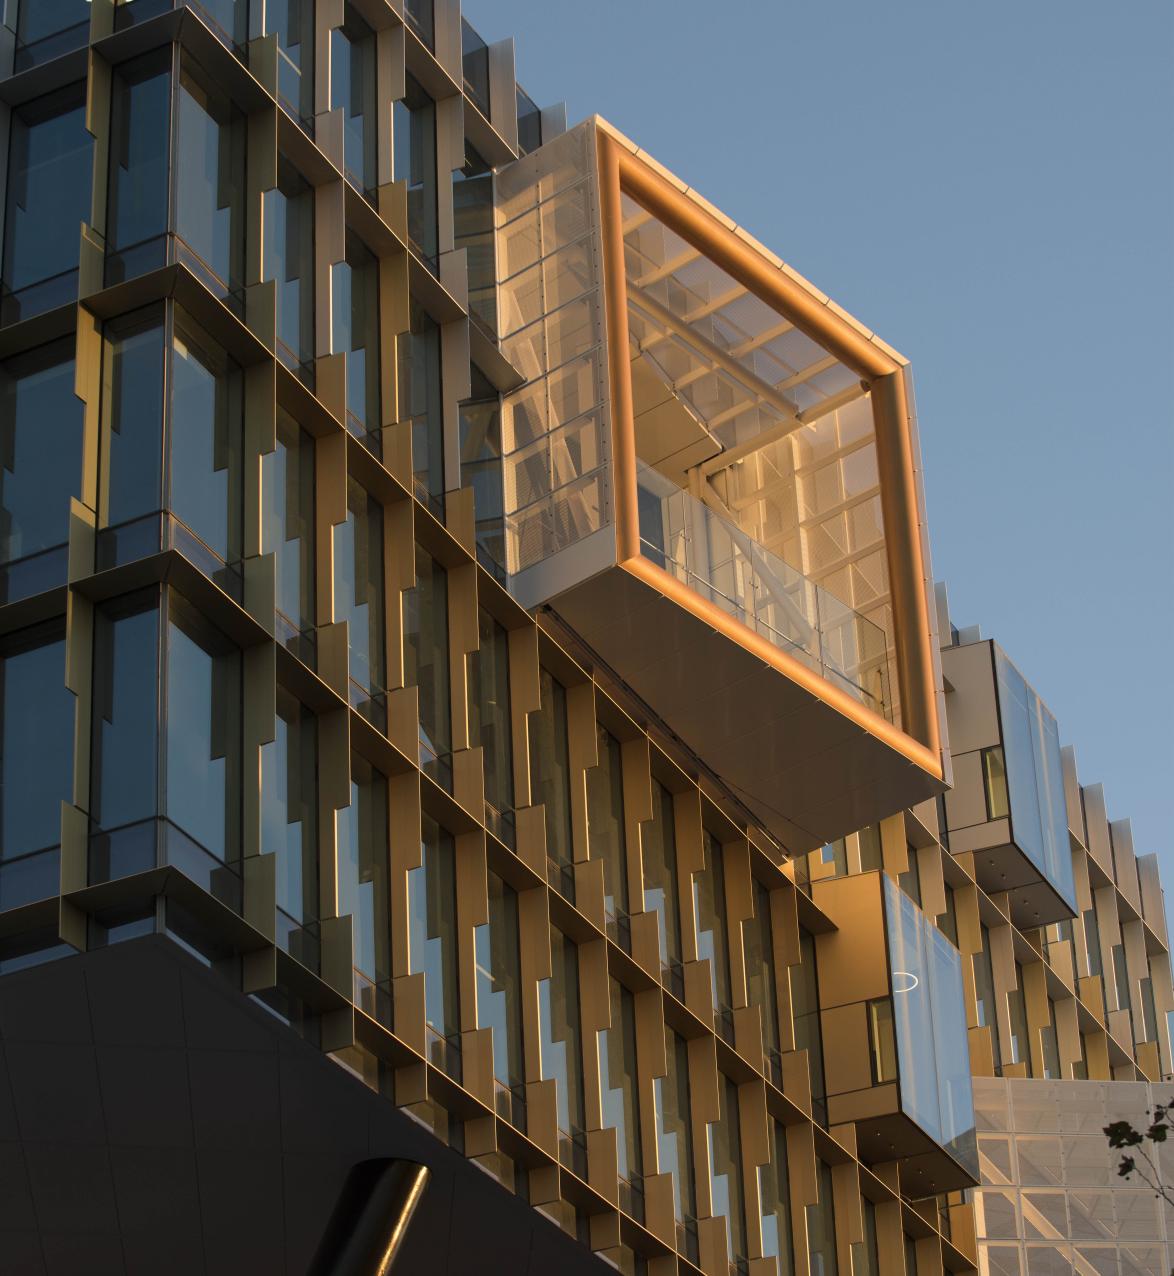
[595,127,943,779]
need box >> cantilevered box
[814,871,978,1195]
[492,119,948,850]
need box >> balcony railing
[635,461,892,720]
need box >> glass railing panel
[636,461,890,720]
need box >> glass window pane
[807,1158,838,1276]
[695,833,733,1017]
[540,925,585,1150]
[474,872,524,1100]
[393,75,438,265]
[655,1028,697,1231]
[264,164,315,374]
[332,6,377,195]
[745,879,782,1062]
[1,623,73,862]
[13,0,92,69]
[0,338,83,570]
[332,230,381,438]
[599,979,642,1195]
[408,815,461,1067]
[261,410,316,644]
[468,610,514,836]
[792,927,826,1124]
[333,478,385,701]
[174,56,245,295]
[587,724,629,933]
[643,780,682,971]
[169,309,243,566]
[2,83,91,319]
[710,1075,747,1264]
[106,53,171,280]
[266,0,315,124]
[401,300,444,514]
[336,753,390,1014]
[102,307,166,533]
[404,547,451,785]
[759,1120,795,1273]
[262,687,319,932]
[530,668,573,882]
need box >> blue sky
[465,0,1174,882]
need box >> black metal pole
[306,1157,431,1276]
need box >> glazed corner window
[261,410,316,655]
[643,780,683,978]
[587,724,629,938]
[0,338,84,597]
[11,0,92,71]
[468,610,515,842]
[264,163,316,379]
[982,745,1010,821]
[333,478,386,713]
[475,872,525,1123]
[261,687,320,967]
[529,667,574,894]
[0,621,74,912]
[404,547,452,788]
[409,816,461,1077]
[393,75,439,268]
[540,926,586,1174]
[336,753,391,1024]
[401,300,445,516]
[1,82,92,324]
[332,5,378,196]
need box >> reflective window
[695,832,733,1025]
[745,878,782,1066]
[393,75,438,267]
[266,0,315,125]
[994,646,1077,911]
[90,594,159,879]
[332,5,377,195]
[2,83,91,322]
[100,307,165,543]
[468,610,514,841]
[885,876,977,1174]
[402,300,444,515]
[530,667,573,893]
[455,149,496,332]
[1008,961,1030,1067]
[982,745,1010,821]
[806,1158,838,1276]
[759,1120,795,1275]
[408,815,461,1074]
[169,308,244,573]
[540,926,586,1173]
[1041,997,1061,1078]
[868,997,897,1084]
[404,547,451,787]
[710,1075,747,1268]
[858,824,882,871]
[516,86,542,154]
[264,163,315,377]
[0,339,83,593]
[262,687,319,964]
[333,230,381,443]
[187,0,247,49]
[163,596,242,905]
[461,20,490,119]
[1082,907,1103,978]
[599,979,642,1218]
[174,55,245,299]
[106,52,170,283]
[261,410,316,653]
[973,922,1002,1071]
[655,1028,698,1259]
[333,478,385,709]
[792,927,826,1124]
[855,1197,879,1276]
[643,779,682,975]
[475,871,524,1118]
[336,753,390,1023]
[11,0,91,70]
[459,365,504,572]
[0,623,73,909]
[587,724,629,937]
[403,0,434,50]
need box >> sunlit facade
[0,3,1168,1275]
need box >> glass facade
[264,163,315,378]
[540,925,586,1172]
[656,1027,698,1262]
[333,478,386,715]
[403,300,444,515]
[394,75,439,267]
[883,875,978,1176]
[333,231,382,443]
[468,610,514,841]
[261,411,316,656]
[475,872,524,1121]
[710,1075,748,1266]
[643,780,682,980]
[332,5,377,196]
[10,0,91,70]
[746,878,782,1073]
[106,52,170,284]
[459,365,505,572]
[600,978,643,1218]
[1,83,91,323]
[759,1120,795,1275]
[994,646,1078,913]
[793,927,827,1124]
[807,1158,838,1276]
[695,832,733,1031]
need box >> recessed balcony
[490,119,947,850]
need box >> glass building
[0,5,1167,1276]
